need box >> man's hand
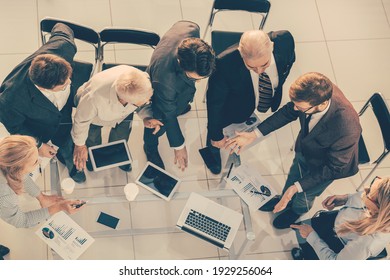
[211,137,227,148]
[174,146,188,171]
[273,185,298,213]
[224,131,257,154]
[143,118,164,135]
[73,144,88,171]
[38,143,57,158]
[290,224,314,238]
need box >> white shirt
[249,53,279,106]
[36,84,71,111]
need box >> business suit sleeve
[206,65,230,141]
[298,118,361,191]
[153,81,184,147]
[257,102,299,135]
[136,103,153,120]
[0,103,38,139]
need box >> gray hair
[238,30,272,60]
[115,67,153,103]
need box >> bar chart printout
[36,211,95,259]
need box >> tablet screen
[137,164,179,199]
[90,142,130,168]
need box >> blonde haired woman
[0,135,83,228]
[291,176,390,260]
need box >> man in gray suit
[144,21,215,171]
[226,72,362,229]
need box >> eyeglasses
[295,104,317,113]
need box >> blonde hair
[0,135,37,194]
[337,177,390,236]
[115,67,153,104]
[238,30,272,60]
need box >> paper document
[36,211,94,260]
[225,164,277,210]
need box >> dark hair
[29,54,72,89]
[177,38,215,77]
[289,72,333,106]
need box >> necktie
[303,114,312,137]
[257,72,273,113]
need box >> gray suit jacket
[147,21,200,147]
[258,84,362,191]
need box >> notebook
[177,192,243,251]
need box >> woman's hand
[322,194,348,210]
[37,193,63,208]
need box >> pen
[227,163,234,178]
[39,163,42,174]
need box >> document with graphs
[35,211,94,260]
[225,164,277,210]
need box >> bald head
[238,30,273,74]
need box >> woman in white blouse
[291,176,390,260]
[0,135,83,228]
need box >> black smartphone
[97,212,120,229]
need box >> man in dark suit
[0,23,85,183]
[203,30,295,174]
[226,72,362,229]
[143,21,215,171]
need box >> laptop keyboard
[184,209,231,242]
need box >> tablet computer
[135,161,181,201]
[88,139,132,172]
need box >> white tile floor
[0,0,389,260]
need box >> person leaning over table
[0,135,84,228]
[291,176,390,260]
[225,72,361,229]
[71,65,162,173]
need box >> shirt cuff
[306,230,320,245]
[172,143,185,150]
[294,181,303,193]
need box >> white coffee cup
[61,178,76,194]
[124,183,139,201]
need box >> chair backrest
[99,27,160,71]
[357,92,390,190]
[204,0,271,55]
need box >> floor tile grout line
[179,0,184,20]
[315,0,339,85]
[381,0,390,27]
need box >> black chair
[357,92,390,191]
[99,27,160,71]
[40,17,101,90]
[203,0,271,55]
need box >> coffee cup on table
[61,178,75,194]
[124,183,139,201]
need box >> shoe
[291,247,304,260]
[0,245,10,257]
[69,166,86,183]
[199,147,221,175]
[258,195,281,212]
[86,160,94,172]
[119,164,132,172]
[143,145,165,169]
[272,209,301,229]
[179,104,191,115]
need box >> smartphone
[96,212,120,229]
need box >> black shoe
[179,104,191,115]
[144,145,165,169]
[199,147,221,174]
[272,209,301,229]
[259,195,281,212]
[119,164,132,172]
[291,247,304,260]
[0,245,10,257]
[69,166,86,183]
[86,160,94,172]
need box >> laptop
[88,139,132,172]
[177,192,243,251]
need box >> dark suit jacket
[147,21,200,148]
[206,30,295,141]
[258,85,362,192]
[0,23,77,147]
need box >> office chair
[203,0,271,56]
[40,17,101,90]
[357,92,390,191]
[99,27,160,71]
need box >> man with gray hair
[203,30,295,174]
[72,65,162,174]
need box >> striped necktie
[257,72,273,113]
